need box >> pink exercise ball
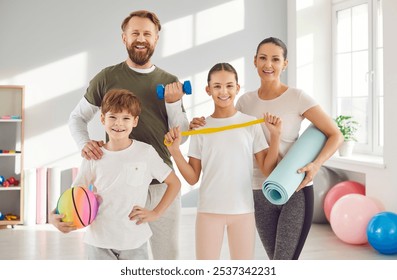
[323,180,365,222]
[330,194,381,245]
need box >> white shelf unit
[0,85,24,228]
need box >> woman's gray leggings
[253,186,314,260]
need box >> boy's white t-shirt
[236,87,318,190]
[72,140,172,250]
[188,111,268,214]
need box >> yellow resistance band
[164,118,265,146]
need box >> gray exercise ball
[312,166,346,224]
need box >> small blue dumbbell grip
[156,81,192,100]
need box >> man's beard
[127,41,155,66]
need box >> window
[332,0,383,155]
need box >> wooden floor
[0,208,396,260]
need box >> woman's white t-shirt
[236,88,318,190]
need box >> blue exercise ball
[367,211,397,255]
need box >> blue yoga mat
[262,125,327,205]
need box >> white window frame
[332,0,383,156]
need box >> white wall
[380,0,397,211]
[0,0,287,194]
[287,0,332,112]
[288,0,397,212]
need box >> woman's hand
[296,162,321,191]
[189,116,206,130]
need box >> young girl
[165,63,282,260]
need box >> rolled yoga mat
[262,125,327,205]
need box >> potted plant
[335,115,359,157]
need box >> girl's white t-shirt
[188,111,268,214]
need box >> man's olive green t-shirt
[84,62,182,168]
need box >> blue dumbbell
[156,81,192,100]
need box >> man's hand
[81,140,104,160]
[164,82,184,103]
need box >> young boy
[50,89,181,260]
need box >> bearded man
[50,10,188,260]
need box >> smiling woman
[236,37,343,260]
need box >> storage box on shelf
[0,85,24,228]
